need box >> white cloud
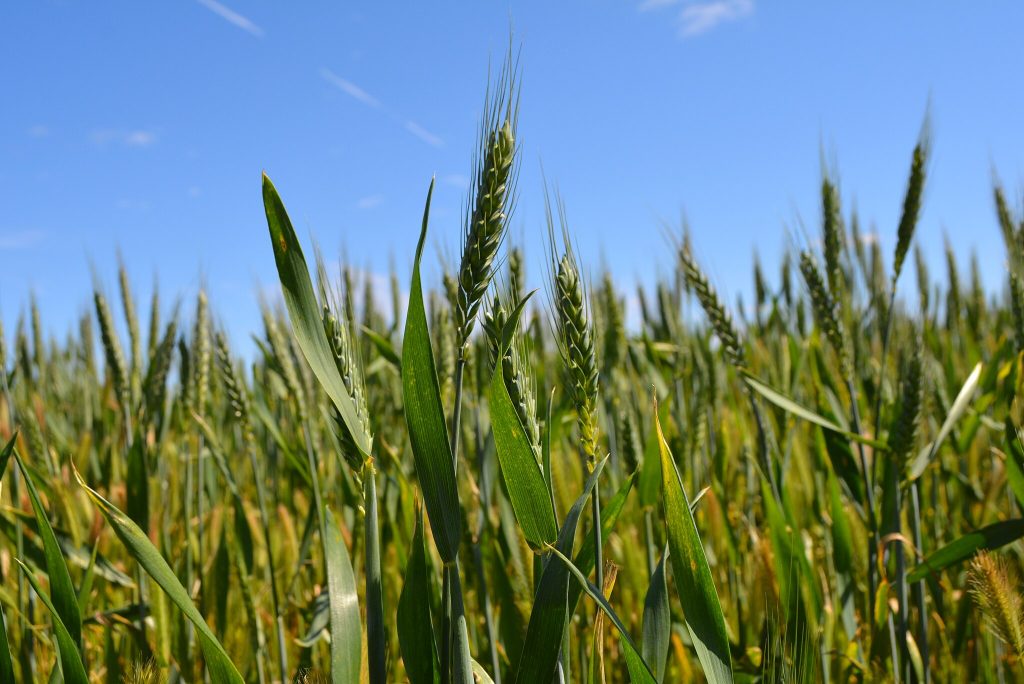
[92,129,158,148]
[320,68,381,108]
[356,194,384,210]
[0,229,45,250]
[404,120,444,148]
[28,125,49,138]
[195,0,264,37]
[678,0,753,37]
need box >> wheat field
[2,58,1023,684]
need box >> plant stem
[364,465,386,684]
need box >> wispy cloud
[679,0,753,36]
[442,174,470,189]
[195,0,264,37]
[356,194,384,210]
[92,129,158,148]
[641,0,754,37]
[404,120,444,148]
[320,69,381,108]
[320,66,444,148]
[0,229,45,251]
[27,125,49,138]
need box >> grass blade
[655,398,733,683]
[547,546,657,684]
[261,172,371,457]
[401,178,462,564]
[488,293,558,549]
[642,546,671,683]
[514,457,606,684]
[398,506,440,684]
[74,469,244,683]
[17,560,89,684]
[907,519,1024,583]
[908,361,982,481]
[323,506,361,684]
[15,449,82,650]
[743,374,887,451]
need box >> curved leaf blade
[908,361,983,481]
[400,179,462,563]
[17,560,89,684]
[261,172,371,457]
[907,518,1024,583]
[656,401,733,683]
[75,471,244,684]
[398,506,440,684]
[642,546,671,683]
[323,506,361,684]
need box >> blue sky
[3,2,1023,351]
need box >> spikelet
[945,241,961,331]
[94,290,128,406]
[30,294,45,386]
[190,290,211,417]
[799,251,852,379]
[146,284,160,365]
[995,183,1018,257]
[679,246,746,370]
[753,252,767,316]
[601,272,627,376]
[324,307,372,469]
[432,291,456,402]
[967,552,1024,660]
[822,174,845,297]
[508,245,525,303]
[80,312,97,378]
[1010,272,1024,354]
[215,329,254,446]
[142,318,177,423]
[915,244,930,317]
[454,64,518,347]
[552,245,599,461]
[617,406,641,474]
[262,302,306,420]
[118,257,141,386]
[892,126,931,281]
[888,344,923,468]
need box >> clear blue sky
[3,2,1022,351]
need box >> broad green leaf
[548,546,657,684]
[743,374,887,450]
[488,292,558,549]
[17,560,89,684]
[0,603,12,684]
[908,362,983,481]
[75,470,244,684]
[323,506,361,684]
[514,457,607,684]
[398,506,440,684]
[400,178,462,564]
[656,402,733,683]
[261,172,371,458]
[15,449,82,649]
[642,546,671,683]
[907,518,1024,583]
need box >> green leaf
[488,292,558,550]
[361,325,402,372]
[0,602,13,684]
[908,362,983,481]
[400,178,462,564]
[907,518,1024,583]
[514,457,607,684]
[398,506,440,684]
[642,546,671,683]
[17,560,89,684]
[0,432,16,483]
[15,449,82,650]
[75,470,245,684]
[323,506,361,684]
[743,374,887,451]
[1005,418,1024,509]
[261,172,371,458]
[548,546,658,684]
[655,401,733,683]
